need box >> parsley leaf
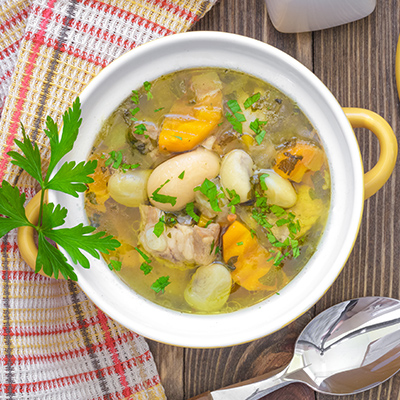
[44,224,120,270]
[226,99,246,133]
[8,124,43,186]
[151,179,177,206]
[151,276,171,293]
[193,179,221,212]
[178,171,185,180]
[153,215,165,237]
[0,182,33,236]
[244,93,261,109]
[249,118,267,145]
[185,202,199,222]
[0,99,121,281]
[144,81,153,100]
[108,260,122,271]
[259,173,269,191]
[140,262,152,275]
[134,247,152,263]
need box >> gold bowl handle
[343,108,397,200]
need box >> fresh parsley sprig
[0,98,121,281]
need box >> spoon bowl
[191,297,400,399]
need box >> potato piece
[220,149,253,203]
[147,148,220,212]
[108,169,151,207]
[184,263,232,312]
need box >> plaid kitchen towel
[0,0,216,399]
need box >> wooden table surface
[148,1,400,399]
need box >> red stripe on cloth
[0,39,23,60]
[0,70,13,83]
[3,331,145,365]
[0,353,158,394]
[0,242,19,253]
[0,1,57,183]
[0,6,30,34]
[24,31,110,67]
[96,308,131,397]
[152,0,198,21]
[77,0,174,35]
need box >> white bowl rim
[49,31,364,348]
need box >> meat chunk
[139,205,220,268]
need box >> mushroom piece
[184,263,232,312]
[220,149,254,203]
[147,148,220,212]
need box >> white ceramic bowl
[48,32,396,348]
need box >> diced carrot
[273,141,325,183]
[159,92,222,152]
[223,221,277,291]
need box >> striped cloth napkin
[0,1,216,399]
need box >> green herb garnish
[153,215,165,238]
[143,81,153,100]
[250,118,267,145]
[131,90,139,104]
[151,179,177,206]
[244,92,261,109]
[178,171,185,180]
[134,123,147,136]
[194,178,221,212]
[105,150,139,173]
[134,246,152,263]
[154,107,164,112]
[140,262,152,275]
[186,202,200,223]
[237,241,243,246]
[0,98,121,281]
[108,259,122,271]
[226,99,246,134]
[259,173,269,191]
[151,276,171,293]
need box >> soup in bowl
[47,32,396,347]
[84,68,330,314]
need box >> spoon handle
[188,367,293,400]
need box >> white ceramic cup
[265,0,376,33]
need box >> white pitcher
[265,0,376,33]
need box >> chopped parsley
[226,99,246,134]
[140,262,152,275]
[151,276,171,293]
[194,179,221,212]
[226,188,240,213]
[130,106,140,121]
[174,135,183,140]
[250,118,267,145]
[251,191,301,266]
[134,123,147,136]
[153,215,165,237]
[244,92,261,109]
[108,260,122,271]
[259,173,269,191]
[104,150,140,173]
[134,247,151,263]
[144,81,153,100]
[154,107,164,112]
[131,90,139,104]
[237,241,243,246]
[151,179,177,206]
[186,202,200,223]
[178,171,185,180]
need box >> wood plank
[313,0,400,399]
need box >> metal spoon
[190,296,400,399]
